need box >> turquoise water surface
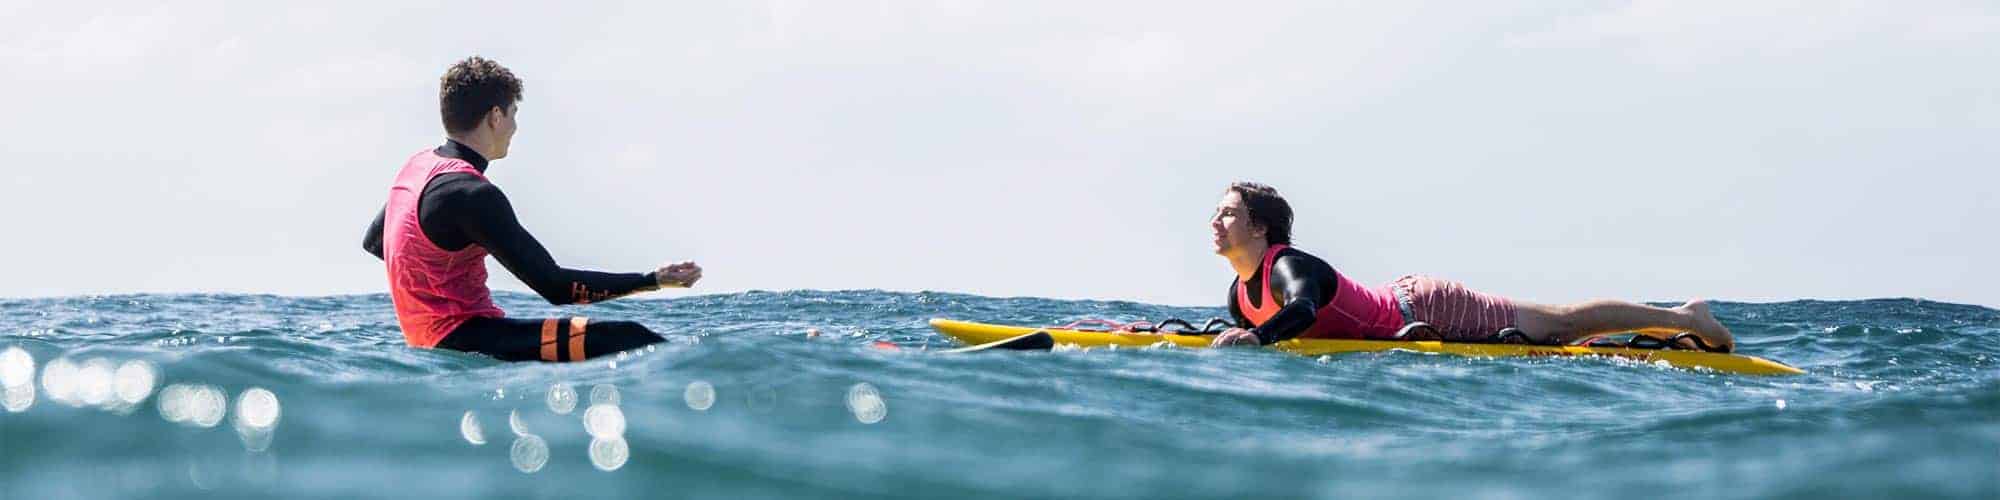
[1,291,1996,499]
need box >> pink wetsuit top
[382,148,506,347]
[1235,244,1404,339]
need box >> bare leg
[1513,299,1734,350]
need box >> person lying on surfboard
[360,56,701,362]
[1208,182,1735,352]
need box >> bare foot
[1677,299,1735,351]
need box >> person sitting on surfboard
[361,56,701,362]
[1209,182,1735,351]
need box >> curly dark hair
[438,56,523,133]
[1229,181,1292,245]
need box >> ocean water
[1,291,1995,499]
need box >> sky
[1,1,1994,307]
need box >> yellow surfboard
[929,318,1805,376]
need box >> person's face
[1209,190,1265,257]
[488,104,518,159]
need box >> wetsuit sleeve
[1226,281,1250,329]
[1249,255,1335,345]
[453,183,659,305]
[363,206,386,260]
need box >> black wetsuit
[1225,247,1342,345]
[363,140,665,361]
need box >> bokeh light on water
[1,346,34,413]
[0,346,32,388]
[546,383,577,415]
[11,354,296,491]
[234,387,280,428]
[25,354,158,414]
[583,403,626,440]
[510,434,549,474]
[112,359,157,410]
[40,357,77,405]
[75,358,115,408]
[159,383,229,428]
[590,383,620,406]
[191,385,227,428]
[157,383,191,423]
[846,382,888,424]
[589,436,630,471]
[684,380,715,411]
[509,409,531,436]
[2,378,33,413]
[581,382,630,471]
[460,410,487,445]
[232,387,281,452]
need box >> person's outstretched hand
[656,261,703,288]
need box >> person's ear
[486,106,506,128]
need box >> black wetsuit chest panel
[1226,247,1344,344]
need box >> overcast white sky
[2,1,1994,307]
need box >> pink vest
[1235,244,1403,339]
[383,148,506,347]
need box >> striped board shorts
[1391,275,1518,341]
